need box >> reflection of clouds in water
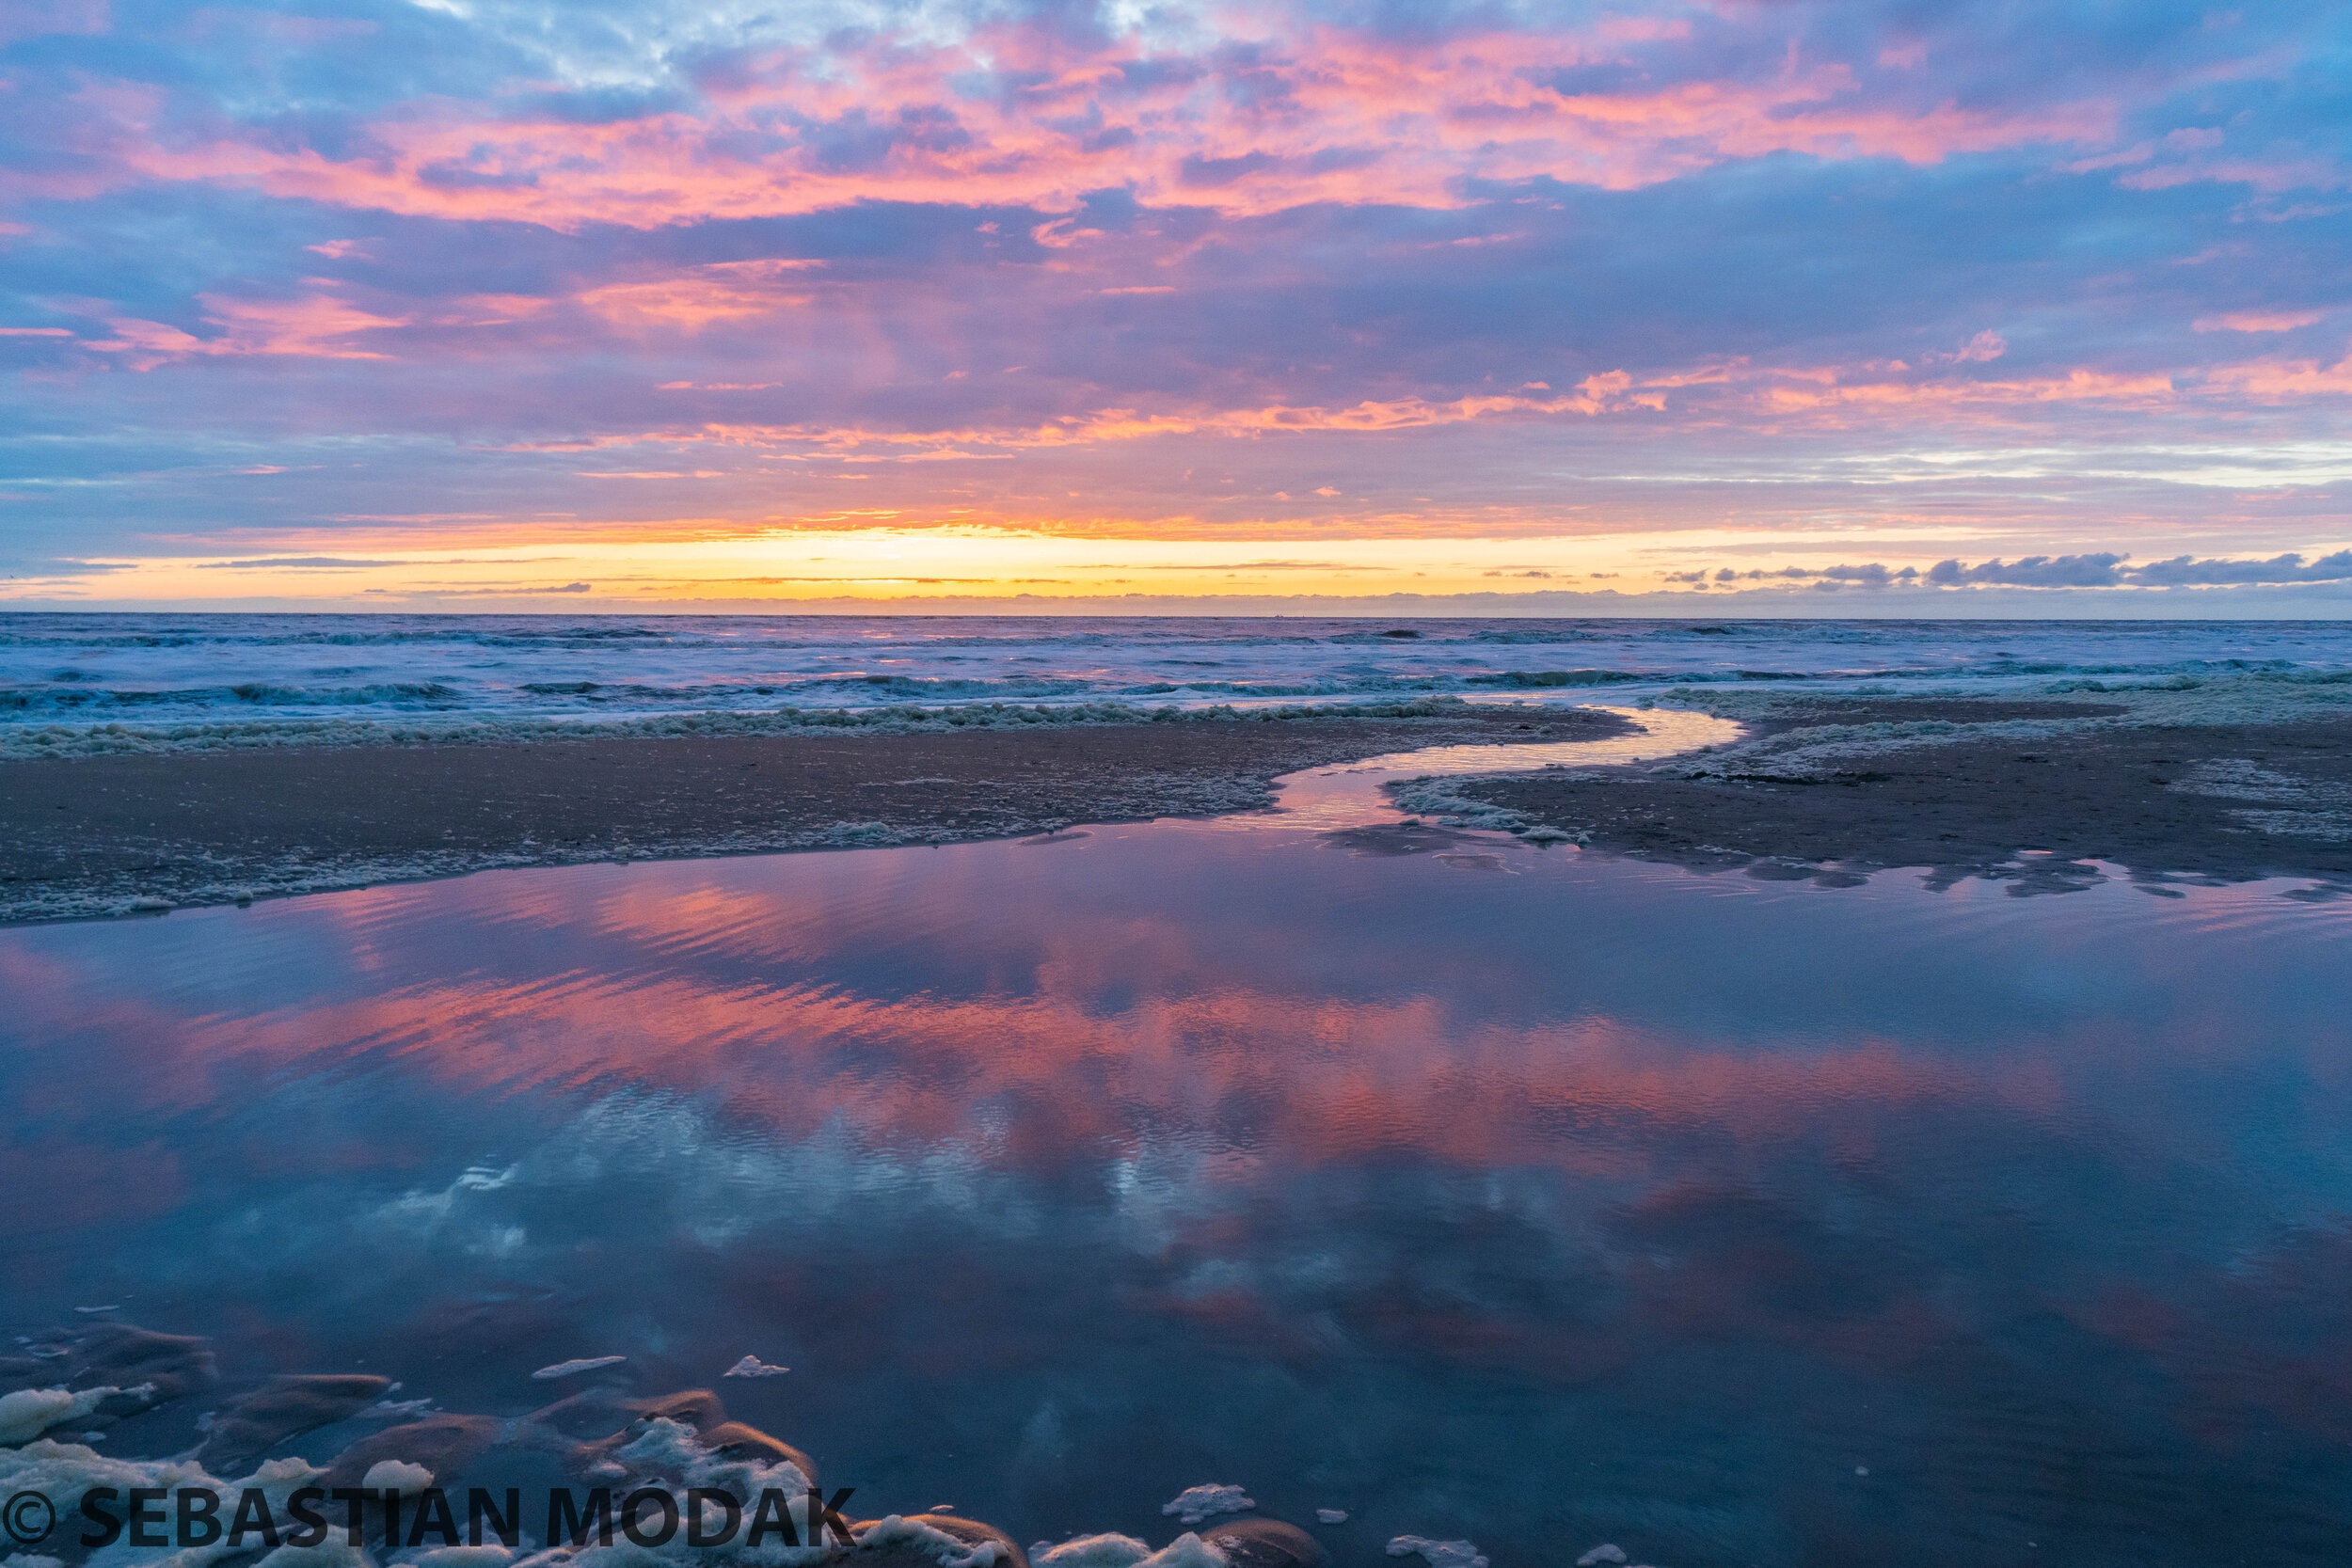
[237,1048,2186,1380]
[5,818,2352,1563]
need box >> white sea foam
[1160,1485,1253,1526]
[852,1517,1003,1568]
[723,1355,789,1379]
[1035,1534,1155,1568]
[0,1386,141,1445]
[0,1441,327,1568]
[1550,673,2352,800]
[531,1355,627,1379]
[0,695,1470,760]
[1385,1538,1487,1568]
[1040,1536,1228,1568]
[362,1459,435,1496]
[1129,1536,1228,1568]
[500,1418,825,1568]
[410,1548,516,1568]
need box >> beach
[0,704,1635,923]
[1403,693,2352,893]
[13,688,2352,926]
[8,615,2352,920]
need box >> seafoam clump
[1385,1538,1488,1568]
[1034,1535,1154,1568]
[510,1418,827,1568]
[0,1441,326,1568]
[0,1387,134,1446]
[723,1356,788,1379]
[1039,1536,1228,1568]
[853,1517,1006,1568]
[1129,1536,1227,1568]
[1652,672,2352,783]
[1161,1486,1253,1527]
[612,1418,812,1497]
[363,1459,435,1497]
[410,1548,516,1568]
[1576,1548,1627,1567]
[1383,777,1536,833]
[0,697,1481,763]
[2169,759,2352,841]
[253,1539,370,1568]
[532,1356,628,1380]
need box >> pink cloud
[2194,309,2326,332]
[89,289,407,369]
[1926,330,2008,364]
[52,22,2120,230]
[577,261,819,331]
[2204,350,2352,398]
[2118,155,2345,193]
[1755,367,2178,414]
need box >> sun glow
[46,522,2077,608]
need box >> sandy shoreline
[12,681,2352,922]
[0,705,1634,923]
[1402,694,2352,895]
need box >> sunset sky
[3,0,2349,612]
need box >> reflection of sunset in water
[4,816,2352,1565]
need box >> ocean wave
[1465,670,1645,687]
[0,680,469,711]
[3,615,2347,736]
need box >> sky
[2,0,2350,613]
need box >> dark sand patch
[0,705,1633,923]
[1440,700,2352,894]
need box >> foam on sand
[0,1440,329,1568]
[1033,1536,1157,1568]
[1161,1486,1254,1527]
[3,1318,1346,1568]
[360,1458,435,1496]
[1395,674,2352,892]
[0,1386,144,1445]
[1036,1536,1229,1568]
[723,1356,789,1379]
[1384,1539,1487,1568]
[0,697,1485,762]
[532,1355,628,1379]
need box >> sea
[4,614,2351,743]
[6,614,2352,1568]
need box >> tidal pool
[3,725,2350,1568]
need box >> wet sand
[1432,698,2352,894]
[0,705,1633,923]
